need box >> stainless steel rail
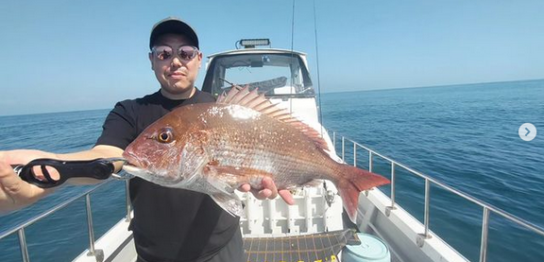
[0,179,132,262]
[333,131,544,262]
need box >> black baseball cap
[149,17,199,50]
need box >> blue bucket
[342,233,391,262]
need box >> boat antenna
[289,0,296,114]
[313,0,324,135]
[290,0,296,53]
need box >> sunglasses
[151,45,199,61]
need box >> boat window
[203,53,314,98]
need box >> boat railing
[331,131,544,262]
[0,179,132,262]
[2,133,543,262]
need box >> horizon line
[320,77,544,95]
[1,77,543,117]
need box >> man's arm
[0,145,123,214]
[0,144,293,214]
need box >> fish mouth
[121,151,159,180]
[121,162,178,188]
[121,153,150,176]
[121,151,147,175]
[122,164,148,176]
[122,151,148,168]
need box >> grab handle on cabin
[11,158,121,188]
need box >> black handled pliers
[11,158,132,188]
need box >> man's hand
[0,150,56,214]
[238,177,295,205]
[0,146,123,214]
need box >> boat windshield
[202,53,314,98]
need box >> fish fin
[205,174,235,195]
[217,85,331,152]
[203,164,271,217]
[289,122,330,151]
[218,84,243,103]
[337,164,390,223]
[204,164,274,189]
[210,193,244,217]
[238,88,260,106]
[202,162,237,195]
[230,85,252,104]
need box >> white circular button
[519,123,537,142]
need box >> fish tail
[336,165,390,223]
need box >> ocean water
[0,79,543,261]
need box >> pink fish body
[123,87,390,222]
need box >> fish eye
[157,128,173,143]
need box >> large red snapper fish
[122,87,390,222]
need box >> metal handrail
[333,131,544,262]
[1,132,541,262]
[0,179,132,262]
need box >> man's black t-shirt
[96,89,242,262]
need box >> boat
[1,39,543,262]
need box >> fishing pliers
[11,158,132,188]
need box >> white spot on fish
[208,107,224,117]
[228,105,260,120]
[200,115,208,124]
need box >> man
[0,17,293,262]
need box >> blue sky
[1,0,543,116]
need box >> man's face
[149,34,202,98]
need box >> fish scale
[205,109,328,186]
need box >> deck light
[238,38,271,49]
